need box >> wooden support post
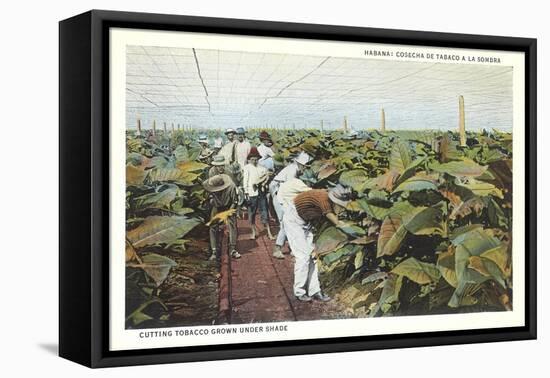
[136,118,142,136]
[381,108,386,132]
[177,124,181,131]
[163,122,167,134]
[459,95,466,146]
[171,123,175,134]
[321,120,324,133]
[343,116,348,132]
[152,120,156,136]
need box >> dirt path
[218,216,345,324]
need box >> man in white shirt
[269,152,311,259]
[243,147,274,240]
[257,131,275,171]
[235,127,251,169]
[218,128,237,164]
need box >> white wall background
[0,0,545,376]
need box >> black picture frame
[59,9,537,368]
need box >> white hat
[294,151,311,166]
[328,185,352,207]
[225,128,236,135]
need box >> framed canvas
[59,10,537,368]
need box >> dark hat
[247,146,261,159]
[236,127,246,135]
[259,130,272,141]
[203,174,233,193]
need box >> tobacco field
[124,127,513,328]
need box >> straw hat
[211,155,226,166]
[203,174,233,193]
[225,128,236,135]
[328,185,352,207]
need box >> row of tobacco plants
[125,132,214,328]
[124,126,513,326]
[302,128,513,316]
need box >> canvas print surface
[110,29,525,350]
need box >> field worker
[269,151,311,259]
[209,155,245,212]
[235,127,251,169]
[203,174,241,260]
[218,128,237,164]
[257,131,275,171]
[209,155,234,181]
[282,184,352,302]
[213,135,223,153]
[197,134,214,163]
[243,147,274,240]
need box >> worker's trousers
[269,182,287,247]
[282,203,321,297]
[209,206,237,252]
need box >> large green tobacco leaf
[177,161,208,172]
[456,179,504,199]
[392,173,438,193]
[449,224,484,244]
[127,152,146,166]
[317,161,338,180]
[361,170,400,192]
[147,168,199,186]
[127,164,148,186]
[449,196,485,220]
[127,138,145,153]
[394,157,426,187]
[127,216,201,248]
[402,206,445,236]
[487,198,508,229]
[377,214,407,257]
[125,298,168,326]
[437,249,458,288]
[391,257,441,285]
[148,156,169,169]
[174,145,201,162]
[429,158,487,177]
[468,255,506,288]
[481,244,510,277]
[339,169,369,192]
[377,203,445,257]
[322,244,362,265]
[478,146,508,164]
[133,186,178,210]
[336,222,366,237]
[370,274,403,316]
[357,198,392,220]
[448,227,503,307]
[389,141,412,174]
[128,253,178,287]
[315,226,348,255]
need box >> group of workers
[201,127,352,303]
